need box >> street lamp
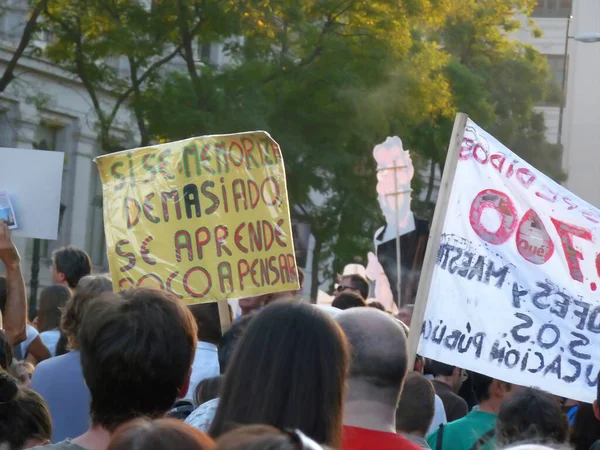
[557,17,600,146]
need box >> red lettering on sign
[470,189,517,245]
[551,218,593,282]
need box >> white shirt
[428,394,448,436]
[18,324,39,359]
[186,397,220,432]
[40,330,61,356]
[184,341,220,402]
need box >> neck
[477,399,501,415]
[73,425,112,450]
[343,381,398,433]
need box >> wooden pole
[406,113,468,369]
[217,299,232,334]
[394,159,402,308]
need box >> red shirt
[342,426,423,450]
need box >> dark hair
[428,360,455,378]
[497,388,569,446]
[218,314,254,374]
[571,403,600,450]
[188,303,222,346]
[470,372,495,403]
[0,371,52,449]
[195,376,222,407]
[37,285,71,332]
[52,246,92,289]
[0,276,6,313]
[0,329,13,370]
[79,288,198,430]
[107,418,214,450]
[396,372,435,435]
[214,424,326,450]
[61,274,113,348]
[55,332,69,356]
[209,303,348,447]
[332,292,367,310]
[337,274,369,299]
[367,301,386,312]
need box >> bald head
[336,308,408,398]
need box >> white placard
[0,147,65,240]
[418,119,600,402]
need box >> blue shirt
[31,351,90,443]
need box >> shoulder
[32,352,78,382]
[31,440,85,450]
[185,397,220,432]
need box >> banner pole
[394,159,402,307]
[218,299,232,334]
[406,113,468,369]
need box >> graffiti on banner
[418,120,600,402]
[96,132,298,304]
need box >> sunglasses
[335,284,355,292]
[285,429,323,450]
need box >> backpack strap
[469,428,496,450]
[436,424,445,450]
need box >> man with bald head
[337,308,421,450]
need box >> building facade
[516,0,600,207]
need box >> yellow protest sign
[95,131,299,304]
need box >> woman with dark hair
[195,376,222,407]
[496,388,569,447]
[0,371,52,449]
[208,302,349,447]
[37,284,71,356]
[107,418,214,450]
[571,403,600,450]
[215,424,326,450]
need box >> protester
[427,360,468,422]
[336,308,421,450]
[13,360,35,388]
[397,304,414,326]
[0,220,27,348]
[40,287,197,450]
[367,301,386,311]
[590,379,600,450]
[0,370,52,449]
[496,388,568,447]
[333,273,369,300]
[51,246,92,291]
[214,424,326,450]
[106,418,214,450]
[36,285,71,356]
[186,315,255,433]
[208,302,348,447]
[331,292,367,310]
[396,372,435,449]
[16,322,51,365]
[185,303,222,402]
[195,376,222,407]
[32,274,112,443]
[413,355,447,435]
[0,329,13,370]
[570,403,600,450]
[427,372,515,450]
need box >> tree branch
[0,0,49,93]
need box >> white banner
[418,119,600,402]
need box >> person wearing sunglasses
[333,274,369,300]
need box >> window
[532,0,572,18]
[544,54,566,105]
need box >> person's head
[0,329,13,370]
[397,304,414,326]
[194,376,222,407]
[37,284,71,332]
[333,274,369,300]
[428,360,466,393]
[51,246,92,289]
[61,274,113,349]
[471,372,513,409]
[0,371,52,449]
[571,403,600,450]
[396,372,435,438]
[238,295,267,315]
[218,314,254,375]
[214,424,326,450]
[336,308,408,407]
[188,303,222,346]
[107,418,214,450]
[79,288,197,431]
[331,292,367,311]
[210,302,348,447]
[367,301,386,312]
[497,388,568,447]
[13,361,35,389]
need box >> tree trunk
[310,236,322,303]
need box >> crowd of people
[1,219,600,449]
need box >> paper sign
[0,148,64,240]
[418,119,600,402]
[0,191,17,229]
[96,131,299,304]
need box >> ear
[414,359,424,374]
[594,400,600,421]
[452,367,461,378]
[58,271,67,284]
[177,369,192,400]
